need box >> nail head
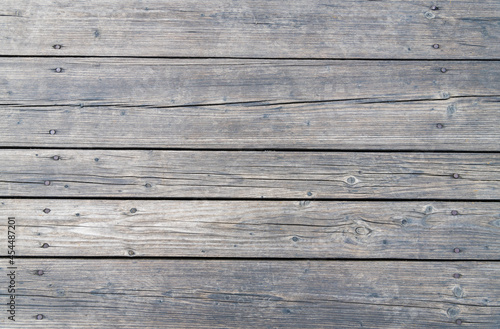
[451,210,459,216]
[43,208,51,214]
[440,67,447,73]
[455,319,462,325]
[36,314,44,320]
[453,273,461,279]
[452,173,460,179]
[436,123,444,129]
[44,180,51,186]
[128,250,135,256]
[49,129,56,135]
[55,67,62,73]
[130,208,137,213]
[42,243,49,248]
[292,237,299,242]
[37,270,44,276]
[53,44,62,49]
[433,44,440,49]
[53,155,60,160]
[454,248,461,253]
[430,5,438,10]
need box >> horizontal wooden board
[2,59,500,150]
[1,200,499,259]
[1,260,498,328]
[1,150,499,199]
[2,97,500,151]
[1,0,499,58]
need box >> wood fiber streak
[0,0,499,58]
[0,150,499,199]
[1,260,498,328]
[1,200,499,259]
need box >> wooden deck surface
[1,1,499,328]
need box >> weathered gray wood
[1,150,499,199]
[2,59,499,107]
[1,0,499,59]
[1,199,499,259]
[2,58,500,150]
[2,260,498,328]
[3,97,500,151]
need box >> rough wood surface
[1,200,499,259]
[3,96,500,151]
[1,150,498,199]
[1,260,498,328]
[1,0,499,59]
[2,59,499,107]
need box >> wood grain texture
[1,150,499,199]
[2,58,499,150]
[2,59,499,107]
[1,200,499,259]
[1,260,498,328]
[2,96,500,151]
[1,0,499,59]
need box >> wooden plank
[2,259,498,328]
[1,0,499,59]
[1,199,499,259]
[2,97,500,151]
[1,150,499,199]
[2,58,500,150]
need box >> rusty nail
[44,180,51,186]
[53,155,60,160]
[130,208,137,213]
[128,250,135,256]
[454,248,461,253]
[455,319,462,325]
[452,173,460,179]
[440,67,447,73]
[430,5,438,10]
[55,67,62,73]
[453,273,461,279]
[436,123,444,129]
[49,129,56,135]
[36,314,44,320]
[451,210,459,216]
[37,270,44,276]
[433,44,440,49]
[53,44,62,49]
[42,243,49,248]
[292,237,299,242]
[43,208,51,214]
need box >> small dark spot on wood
[76,213,80,217]
[424,11,435,19]
[130,208,137,213]
[299,200,311,207]
[436,123,444,129]
[382,240,388,245]
[64,185,69,188]
[36,270,44,276]
[121,111,126,116]
[94,29,100,38]
[425,206,433,213]
[128,250,135,256]
[452,173,460,179]
[433,44,440,49]
[233,244,237,247]
[292,237,299,242]
[451,210,459,216]
[454,248,461,253]
[43,208,51,214]
[145,183,152,188]
[201,250,206,253]
[401,219,408,226]
[283,309,292,314]
[94,158,99,162]
[307,191,313,196]
[42,243,49,248]
[455,319,463,325]
[370,293,379,298]
[36,314,44,320]
[453,273,461,279]
[53,44,62,49]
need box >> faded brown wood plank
[1,0,499,59]
[1,150,499,199]
[2,259,498,328]
[3,97,500,151]
[1,200,499,259]
[2,58,499,150]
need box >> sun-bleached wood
[1,199,499,259]
[1,0,499,59]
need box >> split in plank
[1,0,499,58]
[2,260,498,328]
[1,150,499,199]
[1,200,499,259]
[2,96,500,151]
